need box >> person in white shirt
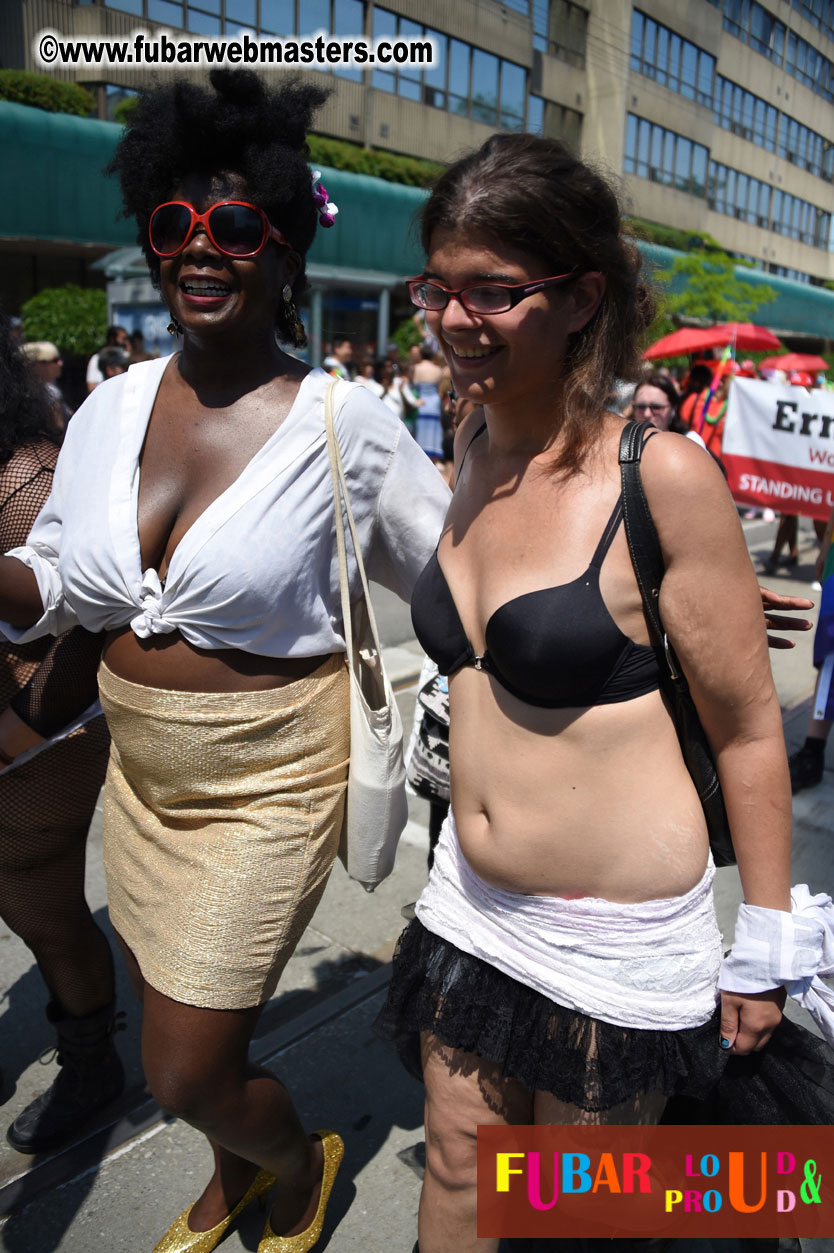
[0,70,450,1253]
[362,357,420,426]
[85,326,130,392]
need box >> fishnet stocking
[0,442,113,1016]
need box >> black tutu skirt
[662,1014,834,1125]
[375,919,728,1113]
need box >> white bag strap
[324,381,385,669]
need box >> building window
[533,0,549,53]
[768,263,812,283]
[423,27,447,110]
[547,0,587,69]
[471,49,499,125]
[104,83,139,120]
[147,0,184,22]
[499,60,526,130]
[224,0,254,26]
[186,0,221,32]
[709,161,772,228]
[719,0,785,58]
[370,8,527,133]
[631,11,715,106]
[102,0,143,13]
[527,96,582,147]
[527,96,545,133]
[448,38,470,116]
[790,0,834,40]
[709,161,829,248]
[625,114,708,197]
[777,115,833,179]
[260,0,294,34]
[710,0,834,102]
[713,75,778,152]
[298,0,330,38]
[784,29,834,96]
[371,5,397,93]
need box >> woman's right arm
[0,555,45,628]
[0,445,77,642]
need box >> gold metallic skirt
[97,655,349,1010]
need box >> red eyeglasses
[149,200,289,259]
[406,269,579,314]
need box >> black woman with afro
[0,70,450,1252]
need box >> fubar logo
[476,1126,832,1239]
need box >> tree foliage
[391,313,424,359]
[626,216,725,254]
[21,287,107,358]
[306,134,443,188]
[113,94,139,126]
[0,70,95,117]
[648,249,777,344]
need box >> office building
[2,0,834,344]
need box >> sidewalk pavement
[0,538,832,1250]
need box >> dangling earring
[167,315,183,336]
[282,283,307,348]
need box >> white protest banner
[723,378,834,522]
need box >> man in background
[323,337,353,380]
[97,346,130,380]
[86,326,130,392]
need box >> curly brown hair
[421,133,655,473]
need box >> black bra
[411,425,660,709]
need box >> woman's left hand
[759,586,814,649]
[719,986,787,1054]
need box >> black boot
[788,738,826,793]
[6,1001,125,1154]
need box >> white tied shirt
[1,358,451,654]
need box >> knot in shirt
[130,569,176,639]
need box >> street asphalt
[0,513,831,1252]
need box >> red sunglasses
[149,200,289,259]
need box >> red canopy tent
[758,353,829,373]
[644,323,782,360]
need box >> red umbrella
[758,352,830,373]
[644,322,782,360]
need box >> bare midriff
[449,670,710,904]
[103,626,331,692]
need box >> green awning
[0,101,133,247]
[638,241,834,340]
[305,165,426,275]
[3,99,833,337]
[0,100,426,274]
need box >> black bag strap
[618,420,683,685]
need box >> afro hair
[108,71,330,345]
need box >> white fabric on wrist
[718,885,834,1046]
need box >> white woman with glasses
[632,372,707,448]
[375,133,817,1253]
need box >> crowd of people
[0,67,833,1253]
[325,338,457,476]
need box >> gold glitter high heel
[257,1130,344,1252]
[152,1168,274,1252]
